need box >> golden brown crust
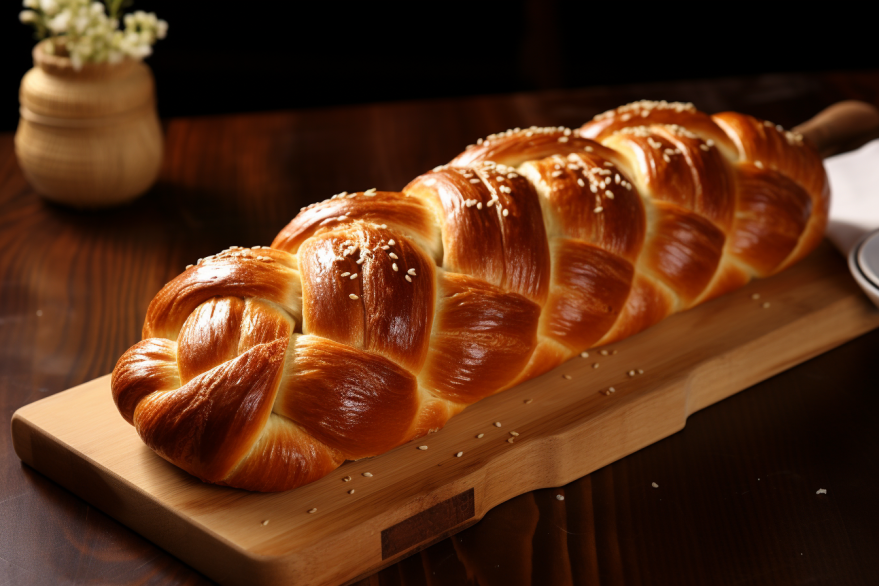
[298,224,436,372]
[220,415,345,492]
[404,165,550,305]
[272,190,442,261]
[134,338,287,483]
[540,239,634,351]
[420,272,541,404]
[276,335,420,459]
[111,338,179,424]
[449,127,604,169]
[143,246,301,341]
[601,125,736,232]
[580,100,738,160]
[521,152,646,264]
[111,101,830,492]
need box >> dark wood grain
[3,70,879,586]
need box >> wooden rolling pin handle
[793,100,879,159]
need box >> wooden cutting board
[11,240,879,586]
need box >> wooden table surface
[2,71,879,586]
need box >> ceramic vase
[15,39,163,208]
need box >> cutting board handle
[793,100,879,159]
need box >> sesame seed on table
[2,70,879,586]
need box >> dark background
[1,1,877,132]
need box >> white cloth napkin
[824,139,879,255]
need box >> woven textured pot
[15,39,163,208]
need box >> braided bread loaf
[111,101,829,491]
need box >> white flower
[72,14,90,35]
[39,0,59,16]
[21,0,166,67]
[47,10,71,33]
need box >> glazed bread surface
[111,101,829,491]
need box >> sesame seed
[388,252,398,259]
[580,351,589,358]
[494,422,502,428]
[752,293,760,300]
[524,398,533,404]
[605,191,614,199]
[418,445,428,450]
[593,363,600,369]
[341,272,350,277]
[476,433,484,438]
[407,268,416,275]
[487,199,495,207]
[392,263,398,272]
[558,136,569,143]
[762,302,771,308]
[507,438,515,443]
[364,188,377,195]
[363,472,373,477]
[405,275,412,282]
[470,178,481,184]
[350,273,358,279]
[600,350,608,356]
[477,202,483,210]
[349,294,359,300]
[755,161,764,169]
[186,264,193,269]
[380,224,388,229]
[556,494,564,501]
[343,476,351,482]
[308,508,318,514]
[663,154,671,163]
[577,178,585,187]
[652,482,659,488]
[628,370,636,377]
[356,258,365,265]
[594,206,604,213]
[510,431,519,437]
[608,386,615,393]
[816,488,827,495]
[262,519,269,525]
[381,245,389,250]
[388,239,396,246]
[502,209,509,217]
[456,452,464,458]
[638,369,644,374]
[563,374,572,380]
[348,489,355,494]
